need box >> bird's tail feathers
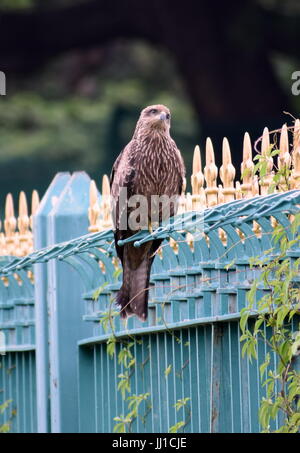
[115,261,150,321]
[115,252,151,321]
[115,285,134,319]
[128,257,151,321]
[116,239,162,321]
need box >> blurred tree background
[0,41,198,199]
[0,0,300,203]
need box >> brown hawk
[110,105,185,321]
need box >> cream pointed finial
[204,137,218,207]
[241,132,254,198]
[191,145,205,210]
[18,191,31,256]
[18,191,29,235]
[220,137,236,203]
[277,124,291,191]
[259,127,274,195]
[291,119,300,189]
[100,174,112,230]
[4,193,17,255]
[88,180,100,232]
[31,190,40,215]
[30,190,40,231]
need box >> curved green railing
[0,172,299,433]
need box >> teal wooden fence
[0,171,299,433]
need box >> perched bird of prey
[110,105,185,321]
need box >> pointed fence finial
[191,145,205,210]
[18,191,31,256]
[4,193,17,255]
[220,137,236,203]
[278,124,291,191]
[259,127,274,196]
[82,120,300,244]
[88,180,100,232]
[18,191,29,235]
[251,173,262,237]
[31,190,40,217]
[204,138,218,207]
[241,132,254,198]
[291,119,300,189]
[100,174,112,230]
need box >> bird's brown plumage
[110,104,185,321]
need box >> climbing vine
[93,281,191,433]
[169,397,191,433]
[0,399,13,433]
[240,214,300,432]
[240,142,300,433]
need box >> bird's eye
[150,109,158,114]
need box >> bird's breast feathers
[131,137,184,196]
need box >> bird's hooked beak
[159,112,167,121]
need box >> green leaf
[164,364,172,378]
[0,423,10,433]
[106,336,116,358]
[113,268,122,280]
[259,353,270,380]
[0,399,12,414]
[240,309,250,333]
[224,259,236,270]
[291,331,300,357]
[174,397,190,411]
[169,421,185,433]
[254,317,264,335]
[113,415,131,433]
[92,282,108,300]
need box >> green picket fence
[0,172,299,432]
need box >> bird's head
[135,104,171,136]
